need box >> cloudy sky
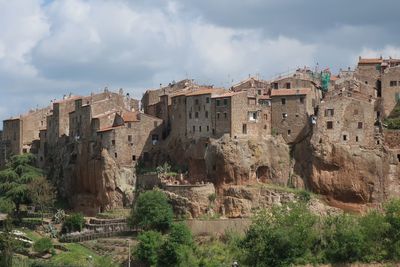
[0,0,399,121]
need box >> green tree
[62,213,85,233]
[29,176,56,225]
[321,214,364,263]
[384,199,400,260]
[0,218,16,267]
[0,154,42,213]
[134,230,163,266]
[129,190,173,232]
[33,237,53,254]
[241,202,318,267]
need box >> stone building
[185,88,226,139]
[270,88,316,143]
[269,68,321,91]
[0,107,51,166]
[170,93,188,139]
[96,111,163,165]
[231,76,269,96]
[211,91,271,138]
[355,57,400,118]
[312,89,377,148]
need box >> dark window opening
[343,135,347,141]
[199,126,202,132]
[356,136,359,142]
[377,80,382,97]
[287,129,291,135]
[281,98,286,105]
[195,99,199,105]
[128,135,132,142]
[300,97,304,103]
[132,155,136,161]
[195,112,199,118]
[193,126,195,132]
[207,126,209,132]
[390,80,398,87]
[242,124,247,134]
[273,83,278,89]
[224,112,227,119]
[112,140,116,146]
[258,90,261,95]
[327,121,333,129]
[189,112,192,119]
[216,99,221,106]
[114,153,118,158]
[397,154,400,162]
[205,111,209,118]
[223,98,228,105]
[206,97,210,103]
[286,82,291,89]
[358,122,363,129]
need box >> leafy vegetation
[0,154,43,213]
[62,213,85,233]
[33,237,53,254]
[28,176,56,225]
[129,190,173,232]
[384,103,400,129]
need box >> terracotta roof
[259,95,271,100]
[358,58,383,65]
[97,125,123,133]
[270,88,311,97]
[330,75,339,81]
[92,110,117,119]
[185,88,226,96]
[211,91,245,98]
[121,111,139,122]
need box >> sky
[0,0,399,122]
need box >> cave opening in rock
[256,166,273,182]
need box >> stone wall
[384,129,400,149]
[382,66,400,117]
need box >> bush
[0,197,15,214]
[385,199,400,260]
[241,202,318,267]
[129,190,173,232]
[321,214,364,263]
[33,237,53,254]
[62,213,85,233]
[134,231,163,266]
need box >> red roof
[211,91,245,98]
[358,58,382,65]
[121,111,139,122]
[270,88,311,97]
[97,125,123,133]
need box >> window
[132,155,136,161]
[128,122,132,128]
[223,98,228,105]
[242,124,247,134]
[282,113,287,119]
[114,153,118,158]
[199,126,202,132]
[224,112,227,119]
[287,129,291,135]
[365,81,368,85]
[300,97,304,104]
[396,92,400,102]
[281,98,286,105]
[193,126,195,132]
[205,111,209,118]
[128,135,132,142]
[358,122,363,129]
[207,125,209,132]
[327,121,333,129]
[152,134,159,142]
[258,90,262,95]
[273,82,278,89]
[189,112,192,119]
[343,135,347,141]
[356,136,359,142]
[397,154,400,162]
[112,140,115,146]
[249,111,257,121]
[217,113,220,119]
[23,149,27,153]
[286,82,291,89]
[206,97,210,103]
[390,80,398,87]
[195,99,199,105]
[325,109,334,117]
[195,112,199,118]
[216,99,221,106]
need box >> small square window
[128,135,132,142]
[343,135,347,141]
[390,80,398,87]
[216,99,221,106]
[112,140,116,146]
[286,82,291,89]
[223,98,228,105]
[206,97,210,103]
[281,98,286,105]
[300,97,304,103]
[327,121,333,129]
[287,129,291,135]
[358,122,363,129]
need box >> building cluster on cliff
[1,57,400,212]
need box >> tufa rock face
[294,135,400,205]
[48,142,135,216]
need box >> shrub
[321,214,364,263]
[33,238,53,254]
[0,197,15,214]
[385,199,400,260]
[134,231,163,266]
[241,202,318,267]
[62,213,85,233]
[129,190,173,232]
